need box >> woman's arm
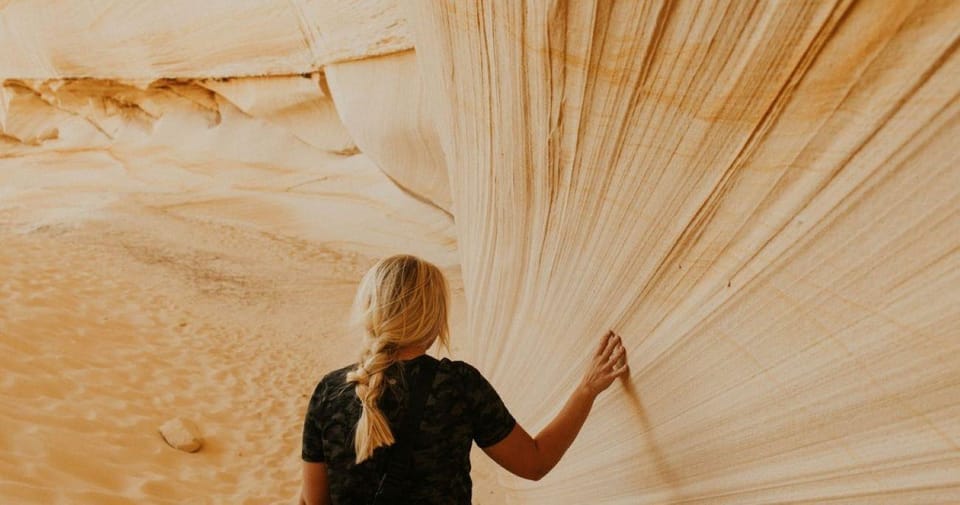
[482,330,628,480]
[300,462,331,505]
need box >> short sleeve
[301,380,327,462]
[460,362,517,448]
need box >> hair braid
[345,337,398,463]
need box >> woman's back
[302,354,516,505]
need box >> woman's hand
[579,330,629,397]
[484,329,629,480]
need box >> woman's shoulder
[438,357,489,384]
[310,364,355,402]
[321,363,355,385]
[314,357,486,389]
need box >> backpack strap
[372,358,439,503]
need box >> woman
[300,255,628,505]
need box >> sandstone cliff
[411,1,960,502]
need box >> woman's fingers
[589,330,628,379]
[581,331,630,395]
[609,363,629,378]
[602,347,621,372]
[606,335,628,376]
[594,330,615,357]
[599,333,620,362]
[608,344,625,361]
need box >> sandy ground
[0,147,504,503]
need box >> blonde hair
[345,254,450,463]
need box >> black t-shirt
[302,355,517,505]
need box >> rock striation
[411,0,960,503]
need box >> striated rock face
[411,0,960,503]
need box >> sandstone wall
[410,0,960,502]
[326,50,452,213]
[0,0,411,79]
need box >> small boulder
[159,417,203,453]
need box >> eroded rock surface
[0,0,411,79]
[326,50,451,212]
[411,0,960,503]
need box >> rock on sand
[159,417,203,453]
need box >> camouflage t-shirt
[302,354,517,505]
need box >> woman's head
[345,254,449,463]
[352,254,449,353]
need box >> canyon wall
[326,50,452,213]
[0,0,450,217]
[410,0,960,503]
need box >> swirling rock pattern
[410,0,960,503]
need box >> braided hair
[345,255,450,463]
